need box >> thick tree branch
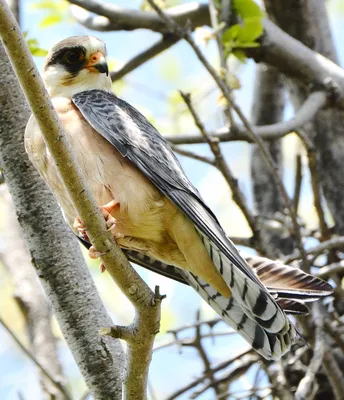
[0,36,124,400]
[250,64,291,258]
[0,3,162,399]
[0,186,68,400]
[67,1,344,109]
[147,0,307,268]
[165,90,327,144]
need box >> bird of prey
[25,36,332,360]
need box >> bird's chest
[25,98,164,232]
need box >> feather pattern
[72,89,331,359]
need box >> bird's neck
[44,70,113,99]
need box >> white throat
[43,66,112,99]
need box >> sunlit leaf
[39,14,62,28]
[233,0,263,18]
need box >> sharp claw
[99,263,106,273]
[89,246,109,259]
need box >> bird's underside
[24,36,333,360]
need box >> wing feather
[72,90,295,359]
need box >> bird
[25,36,332,360]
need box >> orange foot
[73,200,123,273]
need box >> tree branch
[147,0,308,269]
[67,1,344,109]
[0,317,71,399]
[165,90,327,144]
[294,304,324,400]
[110,34,180,81]
[0,2,162,399]
[0,186,68,400]
[0,32,124,400]
[180,91,263,252]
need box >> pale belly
[24,97,187,268]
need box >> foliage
[31,0,69,28]
[222,0,264,60]
[23,32,47,56]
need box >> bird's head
[43,36,112,98]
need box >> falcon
[25,36,332,360]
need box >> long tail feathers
[114,245,332,359]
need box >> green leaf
[30,47,48,57]
[26,36,48,57]
[236,17,263,42]
[39,14,62,28]
[233,0,263,18]
[222,24,242,44]
[233,50,247,62]
[30,0,57,10]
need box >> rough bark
[0,41,124,399]
[0,186,68,400]
[250,65,293,257]
[264,0,344,235]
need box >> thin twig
[165,92,329,144]
[322,344,344,400]
[293,154,303,214]
[190,354,259,398]
[147,0,313,268]
[294,304,324,400]
[323,319,344,353]
[284,236,344,263]
[165,349,252,400]
[170,144,216,166]
[180,91,264,252]
[0,4,162,398]
[316,260,344,279]
[296,128,330,239]
[110,34,180,81]
[0,317,71,399]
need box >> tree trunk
[0,42,124,399]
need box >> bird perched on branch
[25,36,332,360]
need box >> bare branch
[0,317,71,399]
[110,34,180,81]
[294,304,324,400]
[322,344,344,400]
[0,3,162,399]
[148,0,307,268]
[165,91,328,144]
[170,144,216,166]
[0,186,67,400]
[293,154,303,215]
[67,1,344,108]
[296,129,330,239]
[284,236,344,263]
[180,91,263,251]
[317,261,344,279]
[67,1,209,33]
[0,37,123,400]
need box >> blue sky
[0,1,343,399]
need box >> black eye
[64,50,83,64]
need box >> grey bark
[0,42,124,399]
[0,186,68,400]
[264,0,344,235]
[250,64,293,257]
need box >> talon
[101,200,120,215]
[99,263,106,273]
[89,246,108,259]
[73,217,89,241]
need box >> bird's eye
[64,50,83,64]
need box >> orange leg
[73,200,122,273]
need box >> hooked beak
[85,51,109,76]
